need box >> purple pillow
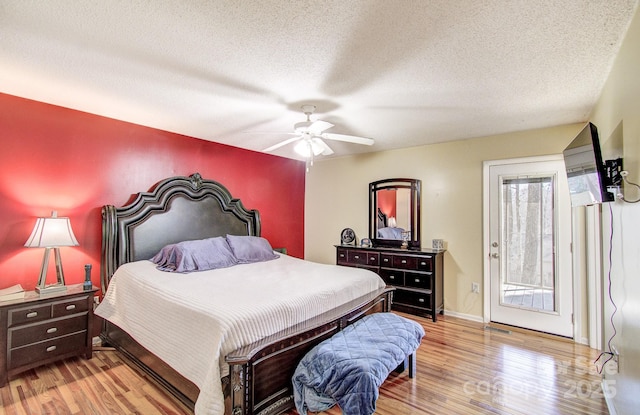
[150,237,238,272]
[226,235,280,264]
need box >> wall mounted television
[563,122,615,207]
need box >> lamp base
[36,284,67,295]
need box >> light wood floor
[0,313,609,415]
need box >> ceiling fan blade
[322,133,375,146]
[317,139,334,156]
[308,120,334,135]
[263,135,303,152]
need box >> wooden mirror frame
[369,178,421,249]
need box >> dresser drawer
[416,255,433,272]
[8,331,87,370]
[404,272,432,290]
[346,250,369,266]
[379,268,404,286]
[395,290,431,310]
[7,304,52,327]
[393,255,418,269]
[9,314,88,349]
[336,248,349,264]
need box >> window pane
[500,176,556,312]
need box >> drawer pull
[339,254,345,258]
[389,275,395,280]
[418,298,425,303]
[354,255,360,259]
[65,304,76,311]
[401,260,407,264]
[46,327,58,334]
[414,278,421,283]
[370,257,375,261]
[26,312,38,318]
[46,345,57,352]
[420,262,426,266]
[383,258,389,262]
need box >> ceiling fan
[262,105,375,160]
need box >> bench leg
[394,353,417,378]
[408,352,416,378]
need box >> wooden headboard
[100,173,260,292]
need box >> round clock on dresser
[340,228,356,245]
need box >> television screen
[563,123,614,207]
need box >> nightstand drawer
[404,272,432,290]
[8,331,87,370]
[9,314,88,349]
[52,296,90,317]
[7,304,52,327]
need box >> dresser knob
[46,345,57,352]
[354,255,360,259]
[26,312,38,318]
[390,275,395,280]
[401,260,407,264]
[65,304,76,311]
[418,298,425,303]
[46,327,58,334]
[414,278,420,283]
[384,259,389,262]
[420,262,426,266]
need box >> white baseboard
[602,379,617,415]
[443,309,484,323]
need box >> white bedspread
[95,254,385,415]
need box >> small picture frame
[432,239,445,250]
[360,238,372,248]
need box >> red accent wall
[0,93,305,291]
[378,189,397,220]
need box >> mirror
[369,178,421,249]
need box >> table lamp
[24,211,79,294]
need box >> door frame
[482,155,582,340]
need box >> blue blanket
[292,313,425,415]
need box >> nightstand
[0,284,98,386]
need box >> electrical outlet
[472,282,480,293]
[611,345,620,373]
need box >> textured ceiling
[1,1,638,160]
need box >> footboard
[225,287,393,415]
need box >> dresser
[336,246,444,321]
[0,284,98,386]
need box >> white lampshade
[388,217,397,228]
[294,137,324,157]
[25,211,78,295]
[25,213,79,248]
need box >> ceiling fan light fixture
[294,137,324,157]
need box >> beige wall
[305,123,582,319]
[305,5,640,413]
[590,5,640,414]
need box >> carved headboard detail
[100,173,260,291]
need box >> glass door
[487,158,573,337]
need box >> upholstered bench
[292,312,425,415]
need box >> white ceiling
[1,1,638,161]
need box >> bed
[97,173,393,415]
